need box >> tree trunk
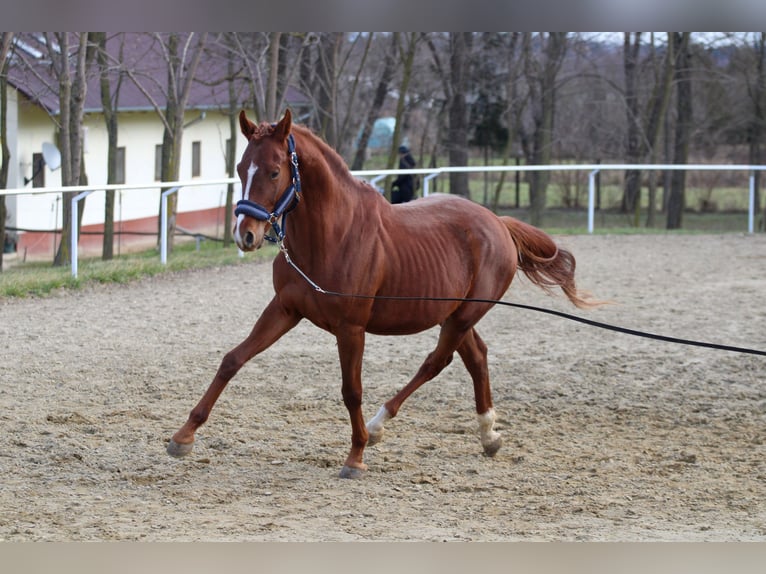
[52,33,92,267]
[384,33,418,202]
[154,33,207,252]
[95,32,121,260]
[748,33,765,231]
[224,37,237,248]
[494,33,524,213]
[622,33,642,219]
[351,33,396,171]
[265,32,282,120]
[0,32,13,272]
[316,32,342,146]
[448,32,472,198]
[159,34,181,252]
[667,33,692,230]
[645,33,675,227]
[522,32,568,227]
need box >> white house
[3,33,310,259]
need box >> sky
[4,0,765,32]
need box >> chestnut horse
[168,109,595,478]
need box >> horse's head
[234,109,299,251]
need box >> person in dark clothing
[391,144,417,204]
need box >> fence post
[423,173,440,197]
[749,171,755,234]
[71,190,93,278]
[588,170,600,234]
[160,186,180,265]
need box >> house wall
[14,99,61,233]
[2,86,19,242]
[10,99,249,258]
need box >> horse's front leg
[167,297,300,458]
[335,327,369,479]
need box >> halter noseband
[234,132,302,243]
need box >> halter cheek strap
[234,133,302,243]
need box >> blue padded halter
[234,133,302,243]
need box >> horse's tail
[500,216,599,309]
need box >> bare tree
[0,32,13,272]
[447,32,473,197]
[742,33,766,230]
[93,32,126,260]
[265,32,282,120]
[622,33,643,216]
[313,32,343,145]
[519,32,568,226]
[351,33,396,171]
[621,33,675,226]
[382,33,420,201]
[667,32,692,229]
[159,33,207,249]
[643,33,675,227]
[491,32,522,212]
[4,33,95,265]
[45,33,97,266]
[223,34,239,248]
[125,33,207,250]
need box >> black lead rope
[332,292,766,357]
[261,139,763,358]
[279,244,766,358]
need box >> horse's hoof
[366,431,383,447]
[339,465,366,479]
[167,439,194,458]
[482,436,503,458]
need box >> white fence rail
[1,164,764,278]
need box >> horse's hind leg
[366,321,465,447]
[456,328,502,457]
[167,297,300,458]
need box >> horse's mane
[290,124,369,191]
[292,125,351,171]
[251,119,374,195]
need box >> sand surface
[1,233,764,541]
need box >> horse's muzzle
[234,218,266,251]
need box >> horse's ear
[239,110,256,139]
[273,109,292,143]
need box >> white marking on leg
[366,405,391,445]
[477,407,501,452]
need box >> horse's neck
[288,132,364,249]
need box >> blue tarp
[358,117,396,150]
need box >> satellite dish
[41,142,61,171]
[24,142,62,185]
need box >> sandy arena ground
[0,233,764,541]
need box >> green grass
[0,239,279,299]
[367,155,759,218]
[498,207,756,235]
[2,191,761,299]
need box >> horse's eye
[270,170,280,180]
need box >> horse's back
[387,193,514,257]
[362,193,517,333]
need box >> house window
[32,153,45,187]
[115,147,126,184]
[225,138,233,170]
[154,145,163,181]
[192,141,201,177]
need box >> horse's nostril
[244,231,255,248]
